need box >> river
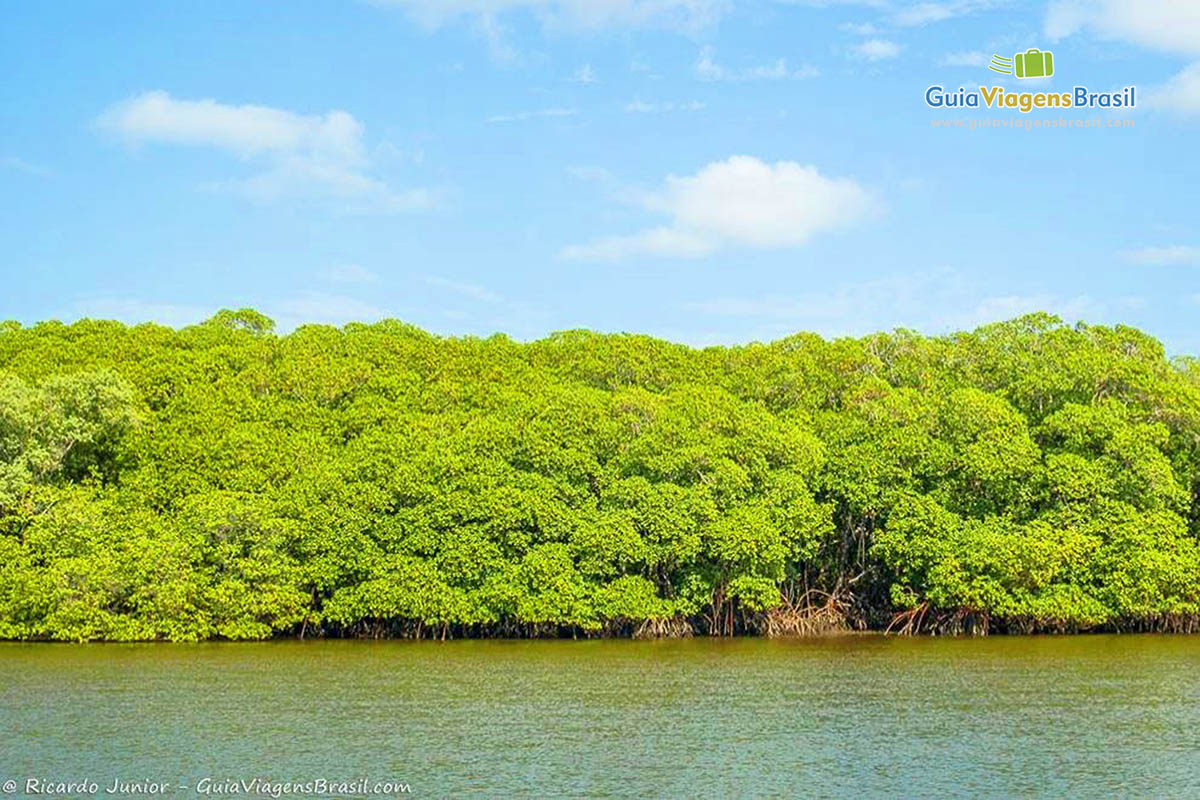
[2,635,1197,798]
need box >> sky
[1,0,1198,352]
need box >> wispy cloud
[839,22,882,35]
[940,50,988,66]
[0,156,51,177]
[425,275,503,303]
[780,0,995,28]
[1122,245,1200,266]
[321,263,379,283]
[486,107,578,123]
[629,56,662,79]
[565,165,614,183]
[66,298,212,329]
[849,38,901,61]
[684,270,1106,341]
[419,276,556,338]
[1146,63,1200,115]
[563,227,714,261]
[1045,2,1200,116]
[695,47,819,81]
[892,1,998,27]
[272,292,388,328]
[562,155,876,262]
[67,292,397,332]
[571,63,597,83]
[97,91,432,212]
[894,2,961,26]
[372,0,730,33]
[1046,0,1200,56]
[624,99,705,113]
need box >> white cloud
[1046,0,1200,56]
[1045,1,1200,117]
[374,0,729,31]
[98,91,363,161]
[624,99,705,113]
[1122,245,1200,266]
[572,63,597,83]
[940,50,988,66]
[322,264,379,283]
[487,107,578,122]
[850,38,901,60]
[97,91,430,212]
[1146,63,1200,115]
[561,155,875,261]
[695,47,820,81]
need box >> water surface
[2,635,1198,798]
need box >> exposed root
[299,608,1200,640]
[936,609,990,636]
[885,602,929,636]
[1113,613,1200,634]
[633,616,695,639]
[762,590,850,637]
[886,606,989,636]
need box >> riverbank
[3,315,1199,643]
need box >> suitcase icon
[1014,48,1054,79]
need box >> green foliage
[1,311,1198,639]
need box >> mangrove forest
[1,309,1199,641]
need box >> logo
[989,49,1055,79]
[924,46,1135,113]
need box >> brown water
[1,635,1198,798]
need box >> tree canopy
[1,311,1198,640]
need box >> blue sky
[2,1,1198,351]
